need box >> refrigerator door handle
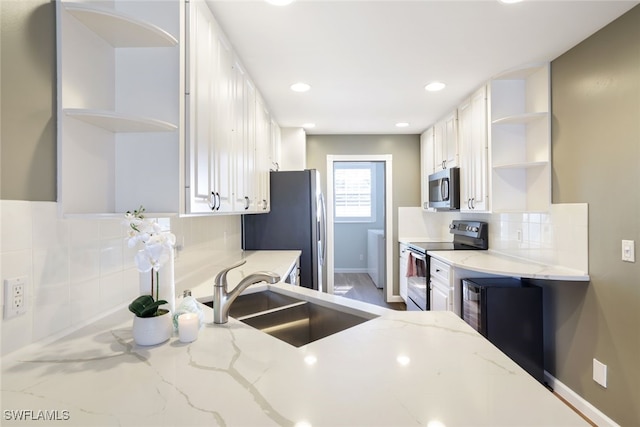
[318,192,327,266]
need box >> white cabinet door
[434,111,458,171]
[186,1,233,213]
[187,0,216,213]
[254,95,271,212]
[211,30,235,212]
[399,244,408,302]
[459,85,489,212]
[420,127,435,211]
[233,62,256,212]
[430,280,450,312]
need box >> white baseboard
[386,295,404,303]
[544,371,620,427]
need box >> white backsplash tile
[400,203,588,273]
[69,242,100,283]
[1,201,32,252]
[100,237,124,276]
[70,277,101,325]
[1,200,242,355]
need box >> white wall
[279,127,306,171]
[0,200,242,355]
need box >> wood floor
[334,273,406,311]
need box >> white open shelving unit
[57,0,183,217]
[489,63,551,213]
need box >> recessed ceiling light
[266,0,295,5]
[290,82,311,92]
[425,81,446,92]
[302,123,316,129]
[499,0,523,3]
[396,122,409,128]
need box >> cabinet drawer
[430,258,451,282]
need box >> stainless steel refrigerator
[241,170,326,291]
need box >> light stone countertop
[427,250,590,281]
[0,251,588,427]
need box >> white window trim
[333,162,376,224]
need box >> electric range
[404,220,488,311]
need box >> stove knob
[449,224,456,229]
[472,226,479,232]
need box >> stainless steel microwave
[427,167,460,210]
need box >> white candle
[178,313,199,343]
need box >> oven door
[406,250,428,311]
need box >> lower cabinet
[284,257,300,286]
[429,257,453,312]
[399,243,408,303]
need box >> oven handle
[407,248,427,260]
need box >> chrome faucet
[212,259,281,324]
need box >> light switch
[593,358,607,388]
[622,240,635,262]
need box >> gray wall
[1,0,57,201]
[334,161,385,271]
[547,5,640,425]
[306,135,422,295]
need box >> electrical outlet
[593,358,607,388]
[622,240,635,262]
[4,277,28,319]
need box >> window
[334,162,376,223]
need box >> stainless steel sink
[228,290,302,318]
[203,290,377,347]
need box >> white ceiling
[205,0,638,135]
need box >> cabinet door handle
[471,198,475,209]
[262,199,267,210]
[244,196,250,210]
[209,192,216,211]
[215,192,221,211]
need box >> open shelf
[64,109,178,132]
[492,161,549,170]
[492,112,548,125]
[64,2,178,47]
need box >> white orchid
[124,206,176,274]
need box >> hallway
[333,273,405,311]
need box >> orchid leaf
[128,295,169,318]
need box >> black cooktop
[407,220,489,253]
[408,241,478,253]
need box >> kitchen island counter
[1,254,588,427]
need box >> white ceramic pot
[132,310,172,346]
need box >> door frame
[326,154,399,303]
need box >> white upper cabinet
[232,61,256,212]
[458,85,489,212]
[433,111,459,171]
[255,95,272,212]
[420,126,435,211]
[57,0,183,216]
[489,63,551,212]
[59,0,275,217]
[186,0,273,215]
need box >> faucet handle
[214,259,247,288]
